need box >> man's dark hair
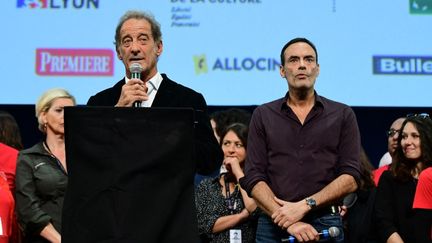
[280,37,318,65]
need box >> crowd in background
[1,104,432,243]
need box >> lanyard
[224,175,235,214]
[43,141,67,175]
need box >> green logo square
[193,55,208,74]
[410,0,432,14]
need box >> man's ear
[279,65,285,78]
[116,48,123,60]
[155,40,163,56]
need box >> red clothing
[0,143,19,242]
[0,143,18,192]
[373,164,390,186]
[413,167,432,209]
[0,176,14,242]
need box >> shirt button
[300,144,304,148]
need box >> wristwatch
[305,198,317,209]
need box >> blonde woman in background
[15,88,75,243]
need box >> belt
[305,205,339,219]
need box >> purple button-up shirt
[240,93,361,202]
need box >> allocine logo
[17,0,99,9]
[193,55,279,74]
[373,56,432,75]
[36,48,114,76]
[410,0,432,14]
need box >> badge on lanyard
[230,229,241,243]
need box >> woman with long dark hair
[374,114,432,243]
[196,123,258,242]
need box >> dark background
[2,104,431,168]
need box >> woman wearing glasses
[15,88,75,243]
[195,123,258,243]
[374,114,432,243]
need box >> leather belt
[305,205,340,219]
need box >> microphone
[129,63,143,107]
[281,226,340,242]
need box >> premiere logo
[36,48,114,76]
[373,56,432,75]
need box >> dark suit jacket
[87,73,222,174]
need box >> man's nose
[130,40,140,53]
[298,60,306,69]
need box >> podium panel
[62,107,198,243]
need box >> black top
[15,142,67,242]
[195,177,257,243]
[374,170,417,242]
[344,188,379,243]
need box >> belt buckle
[329,205,339,215]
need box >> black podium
[62,107,198,243]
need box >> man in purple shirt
[239,38,361,242]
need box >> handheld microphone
[281,226,340,242]
[129,63,143,107]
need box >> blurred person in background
[195,108,252,186]
[374,114,432,243]
[196,123,258,242]
[342,148,378,243]
[373,117,405,185]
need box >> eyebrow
[122,33,150,40]
[288,55,315,60]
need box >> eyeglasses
[387,129,400,137]
[406,113,430,119]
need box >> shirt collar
[124,72,163,91]
[281,90,324,111]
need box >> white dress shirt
[125,72,163,107]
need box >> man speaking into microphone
[82,10,222,242]
[87,10,221,174]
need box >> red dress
[0,143,19,242]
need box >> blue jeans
[255,212,344,243]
